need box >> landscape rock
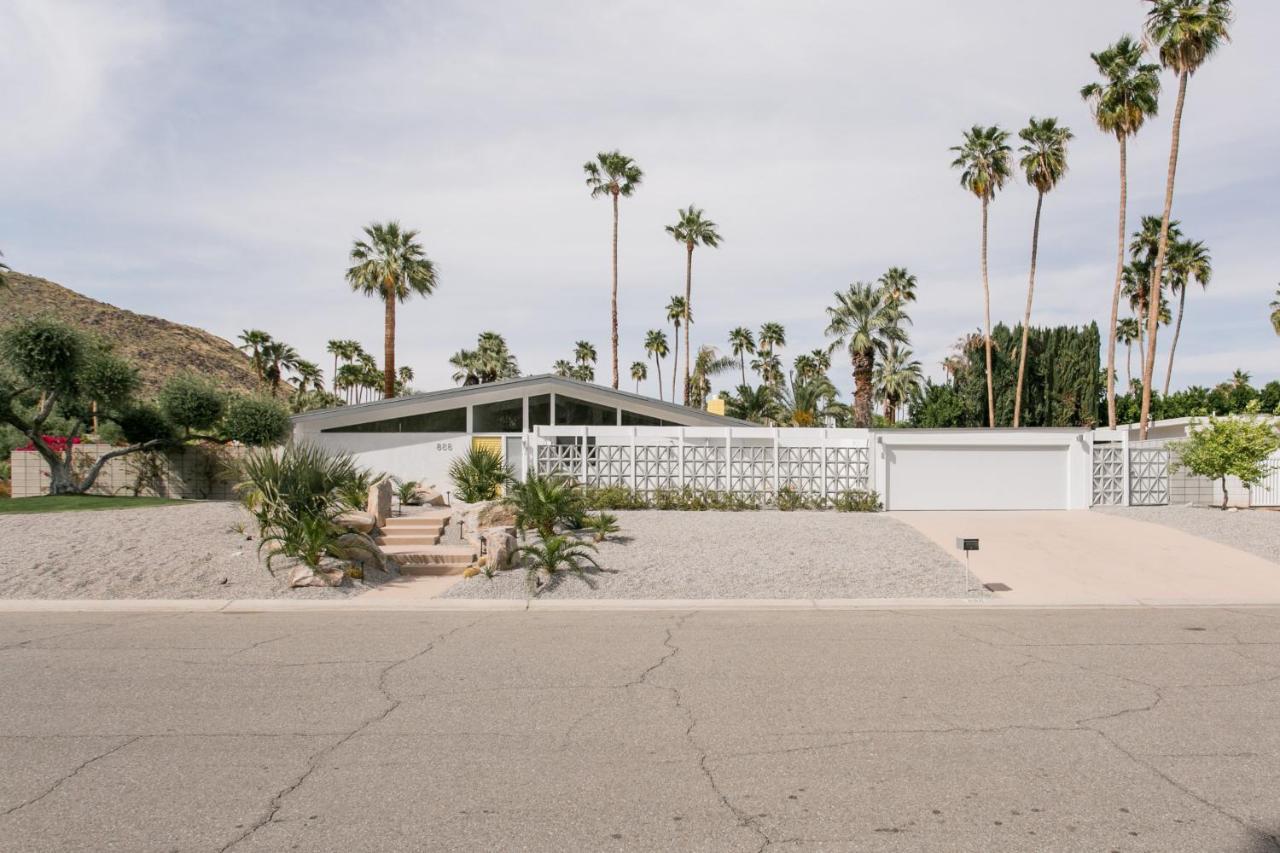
[478,502,517,528]
[287,563,347,588]
[367,480,393,526]
[418,486,446,507]
[481,528,518,571]
[336,511,376,533]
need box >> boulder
[417,486,447,507]
[478,502,517,528]
[481,528,518,571]
[336,511,376,534]
[367,480,393,526]
[287,563,347,588]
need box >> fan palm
[950,125,1012,427]
[290,359,325,393]
[552,359,574,379]
[1162,238,1212,394]
[630,361,648,393]
[1012,117,1073,428]
[643,330,669,401]
[879,267,918,310]
[451,332,520,385]
[1137,0,1234,438]
[326,339,363,394]
[395,365,415,396]
[238,330,273,381]
[261,341,300,395]
[571,340,597,382]
[1082,35,1162,428]
[874,346,924,424]
[1116,317,1142,390]
[728,326,756,386]
[346,221,438,399]
[751,352,784,387]
[665,206,722,405]
[688,345,734,410]
[826,282,907,428]
[666,295,689,405]
[758,322,786,357]
[583,150,643,389]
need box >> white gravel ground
[1094,505,1280,565]
[0,502,390,599]
[443,510,970,599]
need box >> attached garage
[876,430,1092,511]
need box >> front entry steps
[376,509,475,575]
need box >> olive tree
[1171,404,1280,509]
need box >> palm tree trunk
[654,355,663,401]
[682,243,694,406]
[1163,285,1188,396]
[610,191,620,390]
[1139,70,1188,439]
[853,351,872,428]
[980,195,995,427]
[1105,136,1128,429]
[740,354,747,388]
[1126,340,1133,390]
[382,278,397,399]
[331,354,338,394]
[670,322,679,405]
[1013,191,1045,428]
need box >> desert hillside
[1,272,268,396]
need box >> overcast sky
[2,0,1276,402]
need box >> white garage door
[885,444,1069,510]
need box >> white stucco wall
[300,431,473,492]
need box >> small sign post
[955,537,979,596]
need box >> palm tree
[1130,215,1184,349]
[1161,237,1212,395]
[643,330,669,401]
[950,124,1013,427]
[666,295,689,405]
[875,347,924,424]
[571,340,597,382]
[583,151,643,389]
[725,383,779,425]
[758,322,786,358]
[630,361,648,393]
[825,282,907,428]
[261,340,300,395]
[1270,286,1280,336]
[552,360,575,379]
[346,221,438,399]
[879,267,918,309]
[395,365,415,396]
[751,352,784,387]
[1116,317,1142,389]
[1082,35,1162,428]
[1013,117,1073,428]
[779,373,841,427]
[290,359,325,393]
[326,339,363,394]
[237,330,273,381]
[688,346,734,409]
[1138,0,1234,438]
[452,332,520,385]
[665,206,722,404]
[728,326,756,386]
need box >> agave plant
[582,511,620,543]
[448,447,513,502]
[516,534,603,595]
[501,470,584,538]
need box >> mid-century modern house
[291,374,746,490]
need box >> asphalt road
[1,607,1278,852]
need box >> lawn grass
[0,495,189,514]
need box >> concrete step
[376,533,441,547]
[385,511,452,526]
[381,544,477,576]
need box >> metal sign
[955,537,979,552]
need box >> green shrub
[834,489,882,512]
[115,403,176,445]
[449,447,512,502]
[774,486,823,511]
[159,373,225,433]
[259,512,382,573]
[581,484,649,510]
[236,442,368,531]
[515,534,603,596]
[502,470,583,537]
[223,396,291,446]
[582,511,620,542]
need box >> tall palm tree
[630,361,648,394]
[1116,317,1142,389]
[726,383,779,425]
[1082,35,1162,428]
[1162,237,1212,394]
[1138,0,1234,437]
[879,267,918,309]
[570,340,597,382]
[261,340,300,395]
[728,326,756,386]
[1013,116,1073,428]
[326,339,363,394]
[951,125,1013,427]
[758,322,786,358]
[751,352,784,388]
[779,373,842,427]
[395,365,415,396]
[643,329,669,401]
[874,346,924,424]
[237,330,273,381]
[583,150,643,390]
[1270,286,1280,336]
[290,359,325,393]
[346,221,438,399]
[451,331,521,385]
[825,282,907,428]
[666,295,689,405]
[664,206,722,405]
[552,359,575,379]
[688,346,734,409]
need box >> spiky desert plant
[516,534,603,595]
[448,447,513,503]
[501,470,584,538]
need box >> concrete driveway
[2,608,1279,851]
[894,510,1280,606]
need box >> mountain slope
[1,272,268,397]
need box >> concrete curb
[2,597,1279,613]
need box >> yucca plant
[449,447,512,502]
[516,534,603,596]
[582,512,620,543]
[501,469,583,538]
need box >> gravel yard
[1094,504,1280,565]
[0,502,388,599]
[443,510,970,600]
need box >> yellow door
[471,436,504,495]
